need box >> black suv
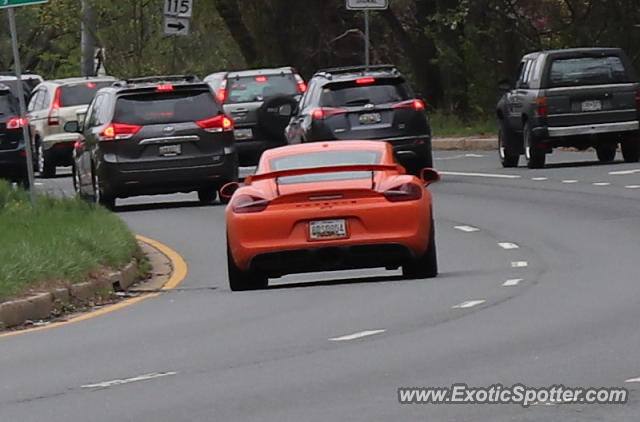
[70,75,238,208]
[497,48,640,168]
[204,67,306,165]
[285,65,433,172]
[0,84,29,186]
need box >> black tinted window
[549,56,629,87]
[60,82,113,107]
[227,74,298,104]
[114,89,221,125]
[320,79,411,107]
[270,150,382,184]
[0,93,18,114]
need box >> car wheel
[402,218,437,279]
[595,143,617,162]
[498,121,520,168]
[621,138,640,163]
[197,188,217,205]
[38,143,56,178]
[227,241,268,291]
[523,122,546,169]
[93,171,115,210]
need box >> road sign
[164,0,192,18]
[164,16,190,36]
[0,0,48,8]
[346,0,388,10]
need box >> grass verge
[430,112,498,137]
[0,181,137,302]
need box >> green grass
[0,181,137,302]
[429,112,498,137]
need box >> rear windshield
[321,79,411,107]
[226,74,298,104]
[270,149,382,184]
[60,81,113,107]
[548,56,629,87]
[114,89,221,125]
[0,93,18,114]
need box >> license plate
[234,128,253,140]
[359,112,382,125]
[581,100,602,112]
[309,219,347,240]
[159,144,181,156]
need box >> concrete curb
[0,239,167,330]
[432,136,498,151]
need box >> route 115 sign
[165,0,193,18]
[346,0,389,10]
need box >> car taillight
[311,107,347,120]
[156,84,174,91]
[196,115,234,132]
[232,194,269,213]
[48,87,61,126]
[393,99,426,111]
[356,77,375,84]
[98,122,142,141]
[294,73,307,93]
[255,76,267,83]
[216,79,228,103]
[383,183,423,202]
[536,96,548,116]
[6,116,28,130]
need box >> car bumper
[534,120,639,138]
[0,148,27,175]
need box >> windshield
[549,56,629,87]
[269,149,382,184]
[321,79,411,107]
[226,74,298,104]
[60,81,114,107]
[114,89,221,125]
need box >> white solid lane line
[439,171,521,179]
[503,279,523,287]
[329,329,386,342]
[625,185,640,189]
[609,169,640,175]
[511,261,529,268]
[531,177,548,181]
[452,300,486,309]
[454,225,480,233]
[81,371,178,389]
[562,180,578,184]
[498,242,519,250]
[625,377,640,383]
[592,182,611,186]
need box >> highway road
[2,150,640,421]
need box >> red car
[223,140,440,291]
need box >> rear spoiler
[245,164,401,185]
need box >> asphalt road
[2,150,640,421]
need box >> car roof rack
[314,64,400,79]
[117,74,201,86]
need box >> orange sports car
[223,140,440,291]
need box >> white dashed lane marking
[625,376,640,383]
[609,169,640,175]
[440,171,521,179]
[81,371,178,389]
[454,225,480,233]
[592,182,611,186]
[498,242,519,250]
[511,261,529,268]
[452,300,486,309]
[531,177,548,181]
[503,279,523,287]
[562,180,578,184]
[625,185,640,189]
[329,329,386,342]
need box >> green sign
[0,0,49,9]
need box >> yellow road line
[0,235,188,339]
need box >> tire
[523,122,546,169]
[38,143,56,178]
[621,139,640,163]
[197,188,217,205]
[595,143,617,162]
[227,241,268,291]
[93,171,115,210]
[498,121,520,168]
[402,218,438,279]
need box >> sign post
[346,0,389,70]
[1,0,50,204]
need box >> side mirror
[219,182,240,201]
[498,78,513,92]
[420,168,441,186]
[64,121,80,133]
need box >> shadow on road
[519,158,626,170]
[266,274,409,290]
[116,200,225,213]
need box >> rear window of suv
[0,93,18,114]
[226,74,298,104]
[60,81,114,107]
[114,89,221,125]
[320,79,411,107]
[549,56,629,87]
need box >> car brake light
[6,116,28,130]
[294,74,307,93]
[99,122,142,141]
[216,79,228,104]
[86,82,96,88]
[393,99,426,111]
[311,107,347,120]
[356,77,375,84]
[255,76,267,83]
[232,194,269,213]
[48,87,61,126]
[383,183,423,202]
[196,115,234,132]
[536,96,548,116]
[156,84,174,92]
